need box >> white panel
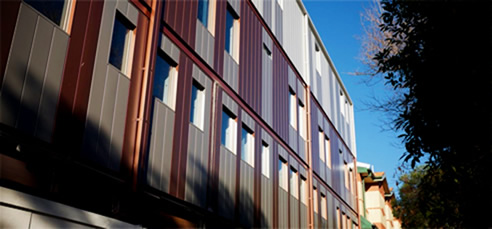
[282,0,305,80]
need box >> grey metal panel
[35,28,69,141]
[278,188,288,228]
[239,161,255,228]
[313,212,318,229]
[195,22,215,67]
[126,2,138,26]
[297,79,305,105]
[282,0,305,80]
[30,213,93,229]
[288,126,297,155]
[0,4,37,127]
[185,70,212,208]
[261,30,273,127]
[274,1,283,45]
[288,67,296,90]
[290,195,299,228]
[263,0,272,29]
[241,110,254,130]
[0,205,32,228]
[108,75,129,170]
[260,176,273,228]
[278,145,288,161]
[298,137,306,162]
[263,29,272,50]
[218,147,237,220]
[227,0,240,16]
[16,17,52,135]
[327,193,334,228]
[289,155,298,171]
[299,166,307,179]
[300,202,308,228]
[97,67,119,167]
[147,99,175,193]
[222,91,238,115]
[261,128,272,145]
[160,34,180,63]
[223,51,239,93]
[116,0,128,17]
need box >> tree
[369,0,492,227]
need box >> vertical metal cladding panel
[299,168,308,228]
[218,93,238,220]
[195,21,215,67]
[223,52,239,92]
[297,80,307,162]
[274,1,283,45]
[313,179,319,229]
[0,1,21,86]
[323,118,333,188]
[239,110,255,228]
[185,66,213,208]
[147,99,175,193]
[0,3,69,142]
[263,0,272,30]
[289,162,299,229]
[163,0,197,47]
[320,188,327,228]
[282,0,305,81]
[261,29,273,127]
[213,0,226,76]
[310,99,320,174]
[277,146,288,228]
[288,67,298,155]
[327,192,335,228]
[239,0,262,113]
[260,129,273,228]
[82,1,137,170]
[272,45,288,143]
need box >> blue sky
[303,1,403,189]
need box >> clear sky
[303,0,403,190]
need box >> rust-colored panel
[130,0,151,17]
[0,0,20,88]
[213,0,226,76]
[162,0,197,49]
[169,54,193,198]
[239,1,262,115]
[272,45,288,142]
[121,12,150,180]
[54,0,104,151]
[253,123,261,227]
[207,89,223,211]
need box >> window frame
[241,125,255,167]
[261,141,270,178]
[298,98,307,140]
[289,88,297,129]
[221,107,237,154]
[24,0,76,33]
[290,167,299,199]
[190,80,206,130]
[319,128,325,162]
[300,176,308,205]
[321,194,327,220]
[325,136,332,168]
[153,50,178,110]
[313,187,318,214]
[108,11,136,76]
[278,158,288,191]
[225,3,240,61]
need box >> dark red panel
[0,0,20,89]
[54,0,104,150]
[207,89,223,211]
[213,0,227,76]
[163,0,197,49]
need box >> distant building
[1,0,359,228]
[357,162,401,229]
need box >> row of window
[289,87,307,139]
[278,158,308,203]
[313,186,357,229]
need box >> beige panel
[0,205,31,229]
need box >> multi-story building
[357,162,401,229]
[0,0,358,228]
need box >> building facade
[357,163,401,229]
[0,0,359,228]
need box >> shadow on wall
[1,64,269,228]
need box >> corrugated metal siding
[162,0,197,47]
[239,0,262,114]
[195,21,214,67]
[273,1,282,45]
[0,3,68,142]
[184,66,213,208]
[147,99,175,193]
[282,0,305,80]
[239,160,255,228]
[213,0,226,76]
[260,129,273,228]
[278,188,288,228]
[223,52,239,92]
[272,45,288,142]
[82,0,138,170]
[261,29,273,127]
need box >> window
[325,137,332,168]
[315,43,321,73]
[336,207,341,229]
[289,88,297,129]
[109,12,135,75]
[278,158,288,191]
[197,0,216,34]
[221,108,237,154]
[349,168,353,193]
[25,0,74,30]
[342,213,347,229]
[298,99,306,139]
[321,194,327,219]
[340,91,345,118]
[290,168,298,199]
[261,142,270,178]
[319,128,325,162]
[225,4,239,60]
[300,176,308,205]
[313,187,318,213]
[190,81,205,130]
[263,43,272,58]
[153,51,178,110]
[241,126,255,167]
[344,161,349,190]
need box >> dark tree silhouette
[374,0,492,227]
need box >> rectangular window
[221,108,237,154]
[190,81,205,130]
[298,99,306,139]
[344,161,349,190]
[289,88,297,129]
[263,43,272,58]
[321,194,327,219]
[278,158,288,191]
[241,126,255,167]
[225,4,239,60]
[313,187,318,213]
[290,167,298,199]
[25,0,74,31]
[261,142,270,178]
[315,43,321,73]
[153,51,178,110]
[109,12,135,75]
[336,207,341,229]
[340,91,345,117]
[342,213,347,229]
[319,128,325,162]
[197,0,209,27]
[300,176,308,205]
[325,137,332,168]
[349,168,353,194]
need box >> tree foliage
[370,0,492,227]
